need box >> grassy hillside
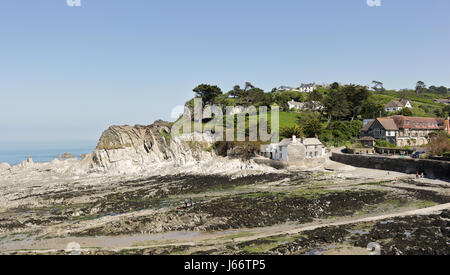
[372,90,449,118]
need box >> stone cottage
[262,136,326,162]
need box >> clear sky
[1,0,449,149]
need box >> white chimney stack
[292,135,297,142]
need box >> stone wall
[332,152,450,180]
[254,157,325,170]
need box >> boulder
[0,163,11,170]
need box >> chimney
[292,135,297,143]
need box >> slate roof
[359,136,376,141]
[434,98,450,104]
[278,137,323,147]
[390,115,444,130]
[299,83,316,88]
[377,118,399,130]
[385,99,410,108]
[361,120,375,132]
[363,115,445,132]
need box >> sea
[0,147,95,166]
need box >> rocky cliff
[91,120,216,173]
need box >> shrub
[280,125,303,139]
[428,134,450,156]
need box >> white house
[276,86,300,93]
[384,99,412,113]
[299,83,317,93]
[288,100,323,111]
[262,136,326,162]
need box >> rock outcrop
[59,152,76,161]
[0,163,11,170]
[5,120,273,177]
[91,120,216,173]
[18,157,35,168]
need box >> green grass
[181,111,298,133]
[372,91,447,118]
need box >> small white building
[288,100,323,111]
[262,136,326,162]
[384,99,412,113]
[299,83,317,93]
[276,86,299,93]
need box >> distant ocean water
[0,147,95,166]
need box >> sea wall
[254,157,326,170]
[332,152,450,180]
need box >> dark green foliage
[193,84,223,104]
[303,117,323,138]
[342,85,371,121]
[306,89,323,102]
[375,139,397,148]
[360,97,385,119]
[322,88,350,121]
[427,86,448,95]
[319,120,362,147]
[280,125,304,139]
[416,81,426,95]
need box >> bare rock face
[59,152,76,161]
[18,157,35,168]
[91,120,215,172]
[0,163,11,170]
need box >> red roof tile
[389,115,444,130]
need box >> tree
[398,89,414,100]
[428,133,450,156]
[303,117,323,138]
[400,108,413,117]
[244,82,255,91]
[415,81,426,95]
[306,90,323,102]
[428,86,448,94]
[229,85,242,98]
[322,89,350,122]
[330,82,340,90]
[244,88,265,105]
[372,81,384,92]
[342,85,370,121]
[193,84,223,104]
[280,125,303,139]
[360,97,384,119]
[436,105,450,118]
[445,105,450,117]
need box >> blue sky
[0,0,449,149]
